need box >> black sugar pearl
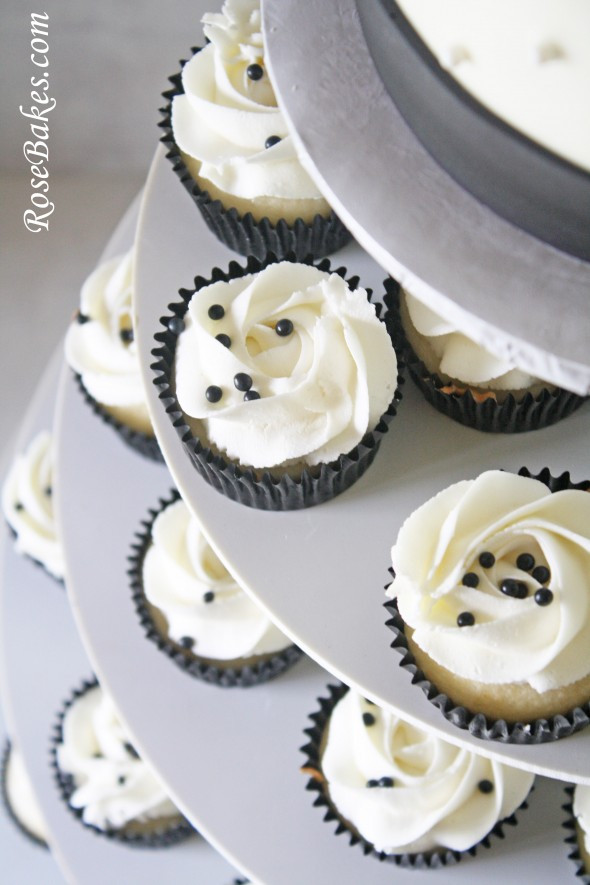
[457,611,475,627]
[14,502,24,511]
[203,591,215,604]
[44,486,52,497]
[479,551,495,568]
[275,318,293,337]
[124,742,140,759]
[478,779,494,794]
[215,333,231,348]
[208,304,225,320]
[206,385,222,403]
[118,776,126,786]
[500,578,528,599]
[265,135,281,149]
[179,636,195,649]
[462,572,479,588]
[534,587,553,606]
[366,779,379,788]
[362,712,376,727]
[77,312,90,324]
[378,776,394,788]
[244,390,261,401]
[119,328,134,344]
[532,565,550,584]
[246,62,264,80]
[516,552,535,572]
[168,316,185,335]
[234,372,253,392]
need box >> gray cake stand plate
[262,0,590,396]
[134,145,590,783]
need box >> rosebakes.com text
[20,12,56,232]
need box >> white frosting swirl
[389,470,590,692]
[5,745,48,844]
[143,497,291,659]
[64,250,152,434]
[171,0,324,202]
[2,431,64,580]
[175,262,398,469]
[321,690,534,854]
[574,784,590,856]
[56,685,179,831]
[402,290,547,391]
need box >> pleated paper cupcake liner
[563,785,590,883]
[301,683,527,869]
[50,678,195,847]
[385,282,587,432]
[129,489,303,687]
[159,53,351,261]
[1,740,48,849]
[151,253,404,511]
[73,373,163,462]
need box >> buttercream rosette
[129,489,302,686]
[1,741,49,849]
[151,254,403,510]
[564,783,590,882]
[301,684,534,868]
[385,467,590,743]
[160,0,350,259]
[64,249,162,462]
[51,679,193,846]
[390,284,585,432]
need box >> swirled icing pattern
[65,249,151,432]
[574,784,590,856]
[56,685,179,831]
[322,690,534,854]
[175,262,397,469]
[143,498,291,658]
[402,290,546,390]
[389,470,590,692]
[2,430,64,580]
[171,0,324,202]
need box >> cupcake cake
[569,784,590,879]
[161,0,350,259]
[152,256,401,510]
[1,741,48,848]
[2,430,64,583]
[302,684,534,867]
[396,287,585,432]
[130,490,301,686]
[385,468,590,742]
[52,680,192,845]
[64,248,161,461]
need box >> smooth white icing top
[57,685,179,831]
[5,745,48,843]
[322,690,534,854]
[143,497,291,658]
[403,290,544,390]
[574,783,590,856]
[396,0,590,171]
[171,0,324,200]
[1,431,64,580]
[64,249,150,416]
[175,262,398,469]
[388,470,590,692]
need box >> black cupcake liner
[129,489,303,686]
[563,785,590,883]
[387,282,586,432]
[151,252,404,511]
[1,739,48,849]
[301,683,527,869]
[50,678,195,847]
[159,50,351,261]
[5,522,64,588]
[384,465,590,744]
[73,372,163,463]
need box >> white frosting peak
[5,745,48,844]
[574,783,590,856]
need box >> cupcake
[161,0,350,260]
[567,784,590,880]
[152,255,402,510]
[129,490,302,686]
[1,741,49,848]
[52,680,193,845]
[385,468,590,742]
[301,684,534,868]
[2,430,64,583]
[64,248,161,461]
[395,286,585,432]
